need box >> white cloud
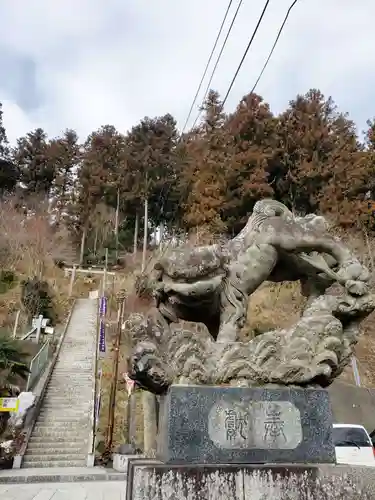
[0,0,374,144]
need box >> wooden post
[102,248,108,295]
[141,173,148,273]
[133,213,139,259]
[141,197,148,273]
[68,265,77,297]
[12,310,21,339]
[115,188,120,261]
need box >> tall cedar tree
[270,89,338,213]
[224,93,276,235]
[14,128,55,201]
[74,125,127,257]
[125,114,179,230]
[0,102,18,195]
[50,129,81,224]
[182,90,231,237]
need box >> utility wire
[160,0,235,217]
[190,0,244,131]
[222,0,271,107]
[181,0,234,135]
[249,0,299,95]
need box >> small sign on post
[0,397,19,412]
[41,318,49,328]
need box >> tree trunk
[115,188,120,260]
[142,197,148,273]
[159,221,164,254]
[93,227,98,256]
[133,212,139,257]
[79,225,87,266]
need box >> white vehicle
[333,424,375,466]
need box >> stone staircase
[22,298,97,468]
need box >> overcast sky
[0,0,374,144]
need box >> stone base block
[126,460,374,500]
[158,385,335,465]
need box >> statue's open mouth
[162,275,224,299]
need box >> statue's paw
[337,262,370,282]
[345,280,368,296]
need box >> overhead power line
[222,0,271,107]
[249,0,299,95]
[190,0,244,130]
[181,0,234,135]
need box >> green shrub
[20,278,57,324]
[0,270,16,294]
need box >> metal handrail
[21,326,37,341]
[25,338,51,391]
[14,300,76,469]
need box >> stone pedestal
[157,385,335,465]
[126,461,373,500]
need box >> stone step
[39,409,88,417]
[51,370,92,375]
[45,386,92,391]
[26,447,85,456]
[24,453,86,463]
[22,459,87,468]
[42,399,91,406]
[48,377,93,381]
[54,368,92,372]
[28,436,87,445]
[36,416,89,424]
[31,429,86,438]
[41,401,91,407]
[47,384,92,388]
[27,442,86,452]
[40,402,90,408]
[37,413,89,421]
[45,389,92,394]
[43,393,92,399]
[41,402,90,408]
[35,422,89,431]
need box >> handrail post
[12,310,21,339]
[35,315,43,344]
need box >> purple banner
[99,319,106,353]
[100,296,107,316]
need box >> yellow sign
[0,397,19,412]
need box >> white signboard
[0,397,19,412]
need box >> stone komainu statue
[128,199,374,394]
